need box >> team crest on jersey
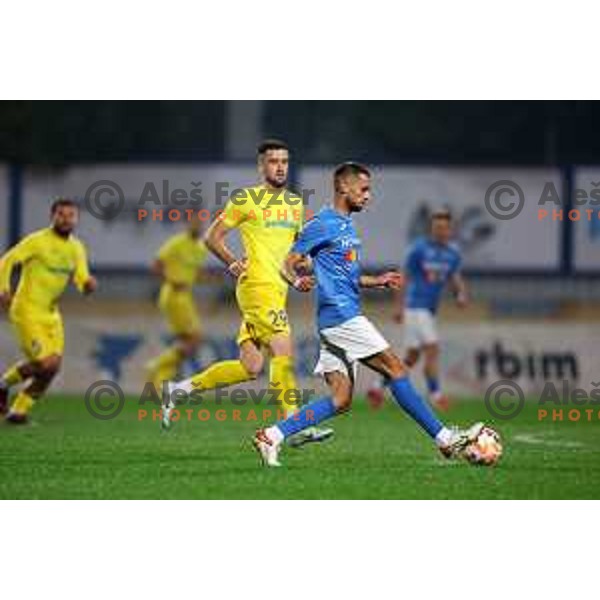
[344,249,358,262]
[340,235,360,262]
[423,260,450,283]
[44,252,75,275]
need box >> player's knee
[241,353,263,378]
[35,356,61,380]
[333,389,352,413]
[17,362,36,380]
[404,348,420,368]
[383,352,407,379]
[34,356,59,372]
[179,334,200,357]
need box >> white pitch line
[513,433,585,449]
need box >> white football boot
[160,382,176,432]
[253,429,282,467]
[438,422,484,459]
[287,426,335,448]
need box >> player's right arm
[204,196,249,278]
[73,240,96,295]
[393,241,419,323]
[391,286,405,323]
[281,253,315,292]
[281,216,330,292]
[0,235,38,310]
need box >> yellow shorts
[10,310,64,361]
[236,284,290,347]
[159,288,201,336]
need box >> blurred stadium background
[0,100,599,399]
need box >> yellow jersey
[156,231,208,290]
[221,185,304,295]
[0,227,91,315]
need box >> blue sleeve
[404,242,421,276]
[292,218,332,256]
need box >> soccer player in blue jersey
[253,162,483,467]
[368,210,469,410]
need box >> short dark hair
[430,208,452,224]
[333,162,371,189]
[257,138,289,156]
[50,197,80,214]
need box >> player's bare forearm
[359,271,404,289]
[82,276,97,296]
[391,286,405,323]
[281,253,303,284]
[204,219,238,267]
[281,253,315,292]
[450,273,469,307]
[204,219,248,278]
[358,275,380,288]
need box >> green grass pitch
[1,393,599,499]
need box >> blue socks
[426,375,441,396]
[276,396,336,438]
[388,377,443,438]
[272,379,443,441]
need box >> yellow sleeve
[221,190,250,229]
[73,240,91,292]
[157,235,179,262]
[0,235,38,294]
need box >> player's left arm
[73,241,97,295]
[359,272,404,289]
[449,272,468,308]
[0,235,38,309]
[448,250,467,307]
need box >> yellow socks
[189,360,253,390]
[269,355,300,415]
[1,363,24,388]
[10,391,34,416]
[147,346,183,389]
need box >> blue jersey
[405,237,462,313]
[292,207,362,330]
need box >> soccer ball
[464,426,503,466]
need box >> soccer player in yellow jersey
[163,139,332,445]
[146,217,208,391]
[0,198,97,423]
